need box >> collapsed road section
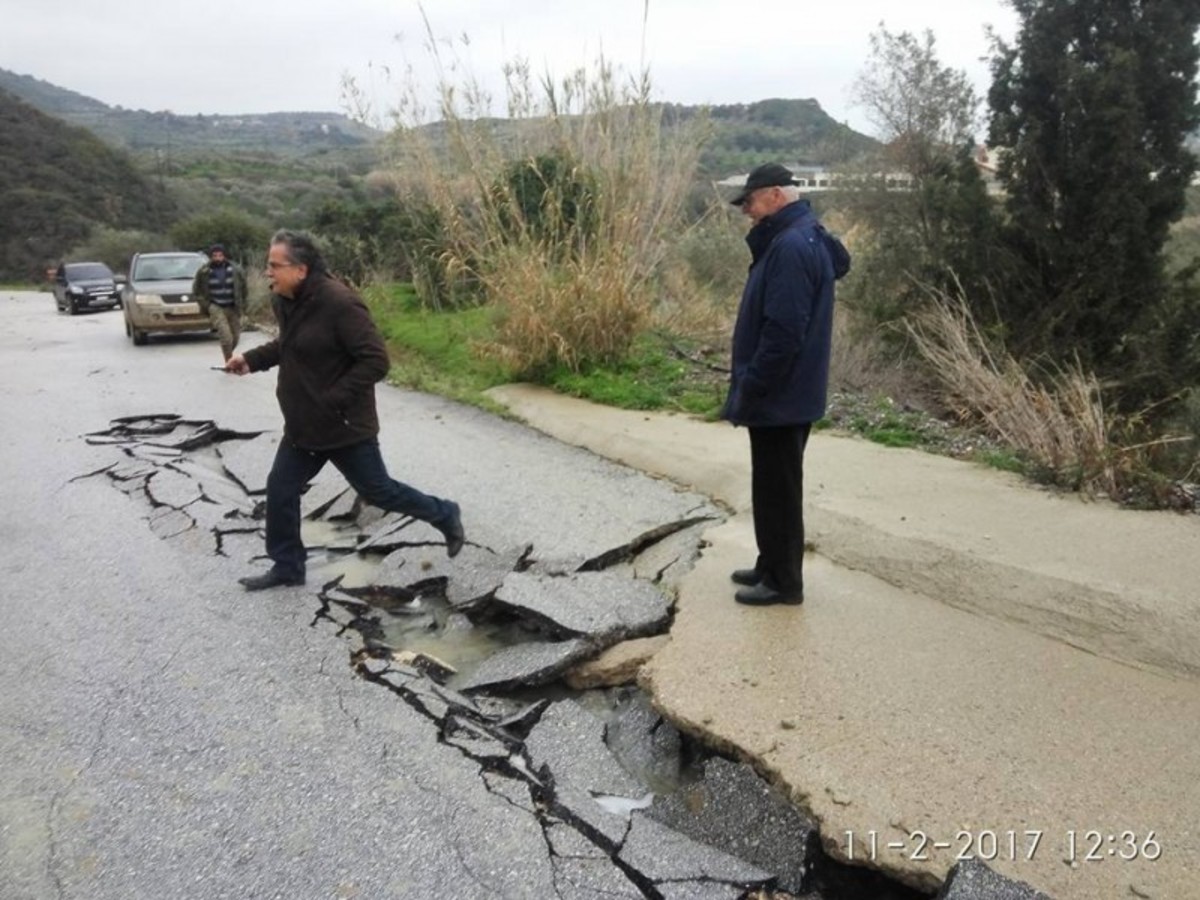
[81,414,1048,900]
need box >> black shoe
[238,568,306,591]
[731,568,760,587]
[735,582,804,606]
[441,501,465,558]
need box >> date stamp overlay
[842,828,1162,866]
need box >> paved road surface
[0,292,720,900]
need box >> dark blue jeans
[264,437,454,578]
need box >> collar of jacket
[745,199,813,265]
[285,269,332,305]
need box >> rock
[457,639,593,693]
[566,636,670,689]
[391,649,456,682]
[546,821,644,897]
[145,467,202,509]
[936,858,1054,900]
[148,507,193,540]
[300,477,352,519]
[321,487,361,520]
[355,513,416,552]
[656,883,745,900]
[372,543,530,610]
[630,522,708,589]
[524,700,645,848]
[618,812,772,889]
[526,700,645,798]
[217,432,279,494]
[646,756,818,895]
[603,689,683,792]
[442,714,512,761]
[109,461,157,482]
[578,517,714,573]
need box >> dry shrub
[828,303,930,405]
[354,12,710,373]
[481,243,650,372]
[905,280,1119,493]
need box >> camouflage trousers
[208,304,242,361]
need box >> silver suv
[121,251,209,346]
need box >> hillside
[0,89,177,281]
[0,69,381,160]
[668,97,878,173]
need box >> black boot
[239,568,305,591]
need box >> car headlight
[133,293,164,307]
[67,284,85,295]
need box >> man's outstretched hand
[224,354,250,375]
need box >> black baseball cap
[208,243,226,255]
[730,163,800,205]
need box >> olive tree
[845,25,1004,326]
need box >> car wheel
[67,295,79,316]
[132,327,148,346]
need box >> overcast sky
[1,0,1017,136]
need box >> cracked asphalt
[0,292,805,899]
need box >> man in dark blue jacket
[723,163,839,606]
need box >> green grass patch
[361,282,729,417]
[362,282,515,412]
[545,332,726,417]
[974,448,1027,474]
[862,404,924,447]
[863,423,923,448]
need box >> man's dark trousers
[265,437,450,578]
[748,423,812,593]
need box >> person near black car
[192,243,247,362]
[222,230,465,592]
[722,163,846,607]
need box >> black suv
[53,261,121,314]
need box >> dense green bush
[64,226,174,273]
[169,210,272,267]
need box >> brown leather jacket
[243,272,390,451]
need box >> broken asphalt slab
[492,571,671,641]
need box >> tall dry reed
[905,279,1118,493]
[353,9,710,373]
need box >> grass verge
[365,281,730,417]
[365,280,1024,478]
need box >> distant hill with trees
[0,68,380,160]
[0,88,177,281]
[671,97,878,174]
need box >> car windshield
[65,263,112,280]
[133,255,204,282]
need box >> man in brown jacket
[224,230,465,591]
